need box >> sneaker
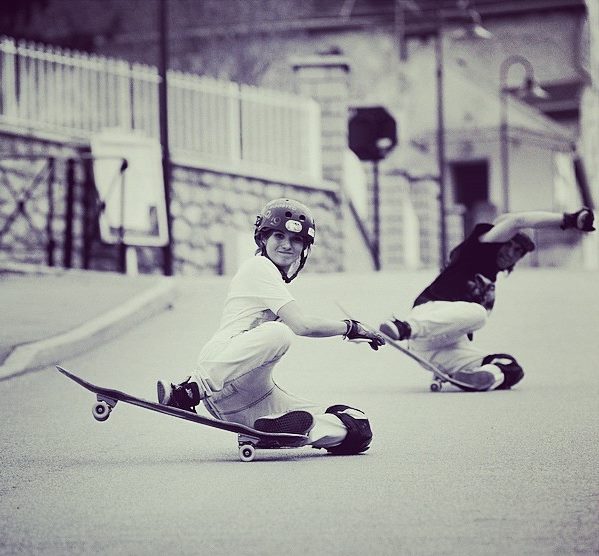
[254,410,314,435]
[157,376,201,413]
[451,366,503,391]
[379,318,412,341]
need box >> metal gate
[0,154,128,272]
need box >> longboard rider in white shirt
[158,198,385,455]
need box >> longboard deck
[56,366,308,459]
[375,332,478,391]
[336,303,476,392]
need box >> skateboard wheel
[239,444,256,462]
[92,401,111,421]
[430,381,442,392]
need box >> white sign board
[90,130,169,247]
[553,151,577,211]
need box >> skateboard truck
[237,437,258,462]
[92,395,118,421]
[430,378,443,392]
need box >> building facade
[3,0,598,270]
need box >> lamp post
[499,55,548,213]
[434,2,492,268]
[435,11,449,267]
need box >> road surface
[1,270,597,555]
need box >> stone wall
[169,163,341,276]
[0,130,342,275]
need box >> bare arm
[277,300,347,337]
[480,211,564,243]
[278,300,385,350]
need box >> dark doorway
[451,160,496,236]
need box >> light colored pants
[193,321,347,448]
[406,301,490,375]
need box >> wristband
[560,212,576,230]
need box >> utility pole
[158,0,173,275]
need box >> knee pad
[482,353,524,390]
[324,405,372,455]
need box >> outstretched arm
[277,301,385,350]
[278,300,346,337]
[481,208,594,243]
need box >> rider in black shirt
[380,208,595,391]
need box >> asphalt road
[1,270,598,555]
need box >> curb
[0,260,106,276]
[0,278,177,380]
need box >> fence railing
[0,37,321,182]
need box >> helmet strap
[283,250,308,283]
[258,239,309,283]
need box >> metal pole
[82,157,94,270]
[373,159,380,271]
[46,157,56,267]
[435,13,448,268]
[158,0,173,276]
[500,87,509,213]
[63,158,75,269]
[394,0,408,62]
[118,166,127,274]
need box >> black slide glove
[561,207,595,231]
[343,319,386,351]
[466,273,496,311]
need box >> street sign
[348,106,397,161]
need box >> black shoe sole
[157,380,169,404]
[254,410,314,435]
[451,370,496,391]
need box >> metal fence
[0,37,321,182]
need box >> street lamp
[435,3,492,268]
[499,55,549,212]
[450,2,494,40]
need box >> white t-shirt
[209,255,295,342]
